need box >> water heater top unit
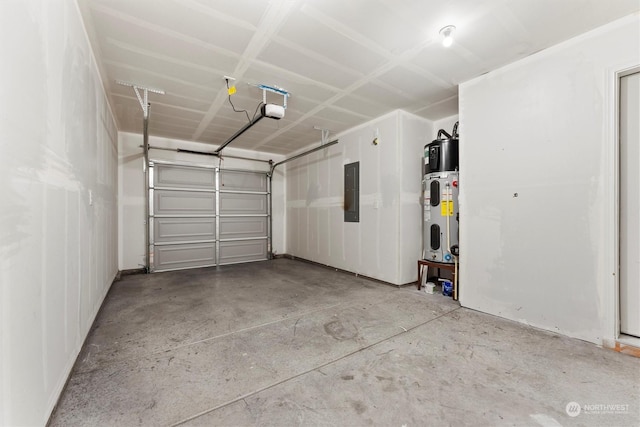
[425,136,459,174]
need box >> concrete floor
[50,259,639,426]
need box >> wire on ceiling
[251,100,264,121]
[225,78,263,124]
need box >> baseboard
[275,254,404,288]
[117,268,146,278]
[46,270,119,426]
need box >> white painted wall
[286,110,432,285]
[0,0,118,425]
[118,132,286,270]
[399,113,435,284]
[459,14,640,345]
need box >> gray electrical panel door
[344,162,359,222]
[149,162,269,272]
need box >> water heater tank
[423,130,459,263]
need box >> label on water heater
[441,200,454,216]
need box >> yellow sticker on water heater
[441,200,454,216]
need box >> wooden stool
[417,259,457,291]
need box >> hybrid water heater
[423,123,459,263]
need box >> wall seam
[396,112,402,284]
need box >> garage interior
[2,0,640,426]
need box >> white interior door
[620,70,640,338]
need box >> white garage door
[149,161,270,272]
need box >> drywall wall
[459,14,640,345]
[286,110,432,285]
[0,0,118,425]
[398,113,435,284]
[118,132,286,270]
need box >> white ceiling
[77,0,640,155]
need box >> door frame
[607,64,640,344]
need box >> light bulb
[439,25,456,47]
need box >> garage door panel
[220,170,266,192]
[220,193,267,215]
[154,190,216,215]
[154,218,215,243]
[149,163,270,272]
[219,217,267,240]
[154,243,216,271]
[155,164,215,189]
[219,239,267,265]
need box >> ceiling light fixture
[439,25,456,47]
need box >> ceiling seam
[300,3,393,60]
[321,105,374,121]
[451,43,485,66]
[250,38,435,150]
[175,0,258,31]
[91,4,240,60]
[191,1,300,141]
[372,79,433,103]
[401,63,456,89]
[269,35,366,82]
[105,37,229,77]
[411,94,459,115]
[494,6,532,41]
[116,109,204,125]
[103,60,217,93]
[331,92,391,112]
[112,93,209,115]
[299,4,462,91]
[249,59,343,95]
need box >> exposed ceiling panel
[278,7,388,74]
[412,45,485,87]
[332,94,390,119]
[257,41,363,89]
[352,81,418,109]
[188,0,270,29]
[307,0,424,55]
[377,66,451,101]
[77,0,640,155]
